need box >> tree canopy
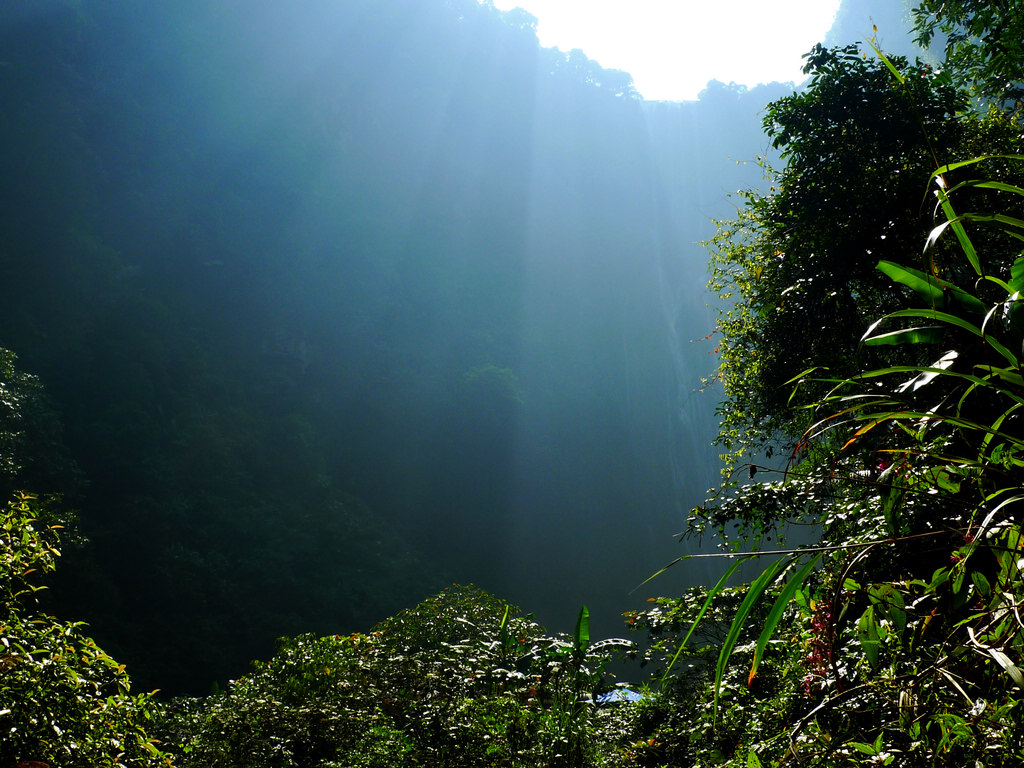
[684,4,1024,765]
[707,41,1024,469]
[913,0,1024,100]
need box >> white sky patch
[488,0,841,101]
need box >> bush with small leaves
[156,585,635,768]
[0,494,169,768]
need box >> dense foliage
[155,585,644,768]
[680,3,1024,764]
[707,43,1024,467]
[913,0,1024,100]
[0,490,168,767]
[10,1,1024,767]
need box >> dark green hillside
[0,0,777,693]
[3,0,1024,766]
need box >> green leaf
[849,740,881,756]
[1010,255,1024,294]
[748,555,821,686]
[868,583,907,636]
[857,605,881,667]
[862,326,945,346]
[867,40,905,85]
[961,211,1024,232]
[865,307,1019,367]
[982,367,1024,388]
[951,180,1024,198]
[713,556,788,717]
[952,568,972,610]
[932,156,1024,179]
[932,184,981,275]
[747,750,764,768]
[971,571,992,597]
[928,567,950,592]
[663,557,748,680]
[574,605,590,654]
[873,308,984,338]
[876,260,986,315]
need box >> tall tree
[707,43,1022,468]
[913,0,1024,101]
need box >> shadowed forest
[0,0,793,692]
[4,0,1024,766]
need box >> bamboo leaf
[1010,255,1024,294]
[867,41,905,84]
[981,367,1024,388]
[933,185,981,274]
[961,212,1024,231]
[932,156,1024,179]
[876,260,986,315]
[713,556,788,717]
[748,555,821,686]
[663,558,748,680]
[962,180,1024,197]
[862,326,945,346]
[877,308,984,337]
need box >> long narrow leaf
[959,180,1024,197]
[862,326,945,346]
[868,308,1018,367]
[876,260,986,315]
[866,308,983,339]
[934,185,981,274]
[824,364,1024,405]
[867,41,905,85]
[574,605,590,653]
[748,554,822,686]
[961,212,1024,231]
[931,156,1024,180]
[713,556,789,717]
[662,557,749,680]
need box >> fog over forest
[0,0,919,693]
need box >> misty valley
[3,0,1024,766]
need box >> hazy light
[488,0,841,101]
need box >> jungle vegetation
[4,0,1024,766]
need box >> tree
[0,348,81,503]
[675,5,1024,764]
[0,493,169,767]
[707,43,1023,469]
[913,0,1024,101]
[0,352,166,766]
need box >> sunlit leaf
[876,260,986,315]
[573,605,590,654]
[862,326,945,346]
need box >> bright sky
[489,0,842,101]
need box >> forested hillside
[10,0,1024,766]
[0,0,786,693]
